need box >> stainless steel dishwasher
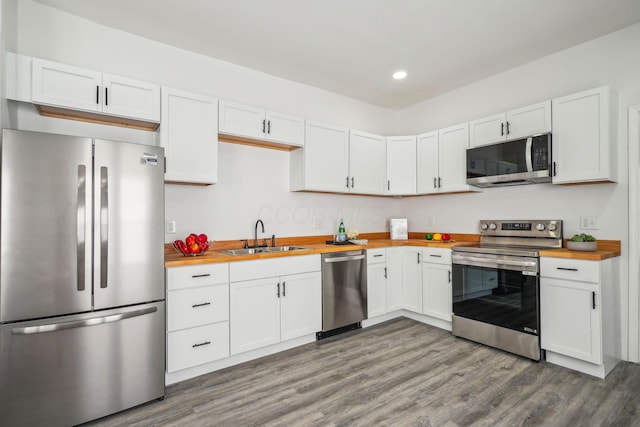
[318,250,367,339]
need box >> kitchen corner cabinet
[31,58,160,123]
[469,101,551,148]
[552,86,616,184]
[166,263,230,373]
[540,257,620,378]
[290,120,350,192]
[229,255,321,355]
[417,123,473,194]
[218,100,305,148]
[402,247,423,313]
[386,136,417,195]
[348,130,387,195]
[421,248,452,322]
[366,249,388,318]
[161,87,218,184]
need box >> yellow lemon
[433,233,442,241]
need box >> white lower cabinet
[540,257,620,378]
[421,248,452,322]
[385,247,404,312]
[366,248,387,318]
[229,255,321,355]
[166,263,230,373]
[402,247,423,313]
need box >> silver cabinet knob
[536,223,546,231]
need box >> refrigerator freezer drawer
[0,301,165,427]
[167,283,229,332]
[167,321,230,373]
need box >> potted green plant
[567,233,597,251]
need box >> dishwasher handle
[324,254,365,263]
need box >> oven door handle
[453,254,538,271]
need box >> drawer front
[167,322,229,373]
[540,258,600,283]
[167,263,229,290]
[230,254,320,282]
[167,284,229,331]
[367,248,386,264]
[422,248,451,265]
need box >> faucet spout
[254,219,265,248]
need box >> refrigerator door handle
[11,306,158,335]
[77,165,86,292]
[100,166,109,289]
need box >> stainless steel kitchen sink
[220,246,309,256]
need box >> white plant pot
[567,241,597,252]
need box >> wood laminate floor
[85,318,640,426]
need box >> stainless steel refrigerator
[0,129,166,426]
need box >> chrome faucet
[254,219,265,248]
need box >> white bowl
[567,241,597,252]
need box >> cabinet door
[367,262,387,318]
[469,112,506,148]
[552,86,613,184]
[219,100,266,140]
[385,248,404,312]
[230,278,280,355]
[265,110,305,147]
[280,272,321,341]
[540,278,601,364]
[304,120,350,192]
[416,131,439,194]
[402,247,422,313]
[161,88,218,184]
[349,130,386,195]
[438,123,471,193]
[422,263,452,321]
[31,58,102,113]
[386,136,417,195]
[102,74,160,121]
[506,100,551,140]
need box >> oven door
[452,252,539,335]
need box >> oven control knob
[548,223,558,231]
[481,223,489,230]
[488,223,497,230]
[536,223,546,231]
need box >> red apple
[199,241,209,252]
[189,243,200,254]
[442,233,451,241]
[185,235,196,246]
[197,233,208,244]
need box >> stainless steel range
[451,219,563,361]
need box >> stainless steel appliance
[466,133,552,187]
[318,250,367,338]
[452,219,562,361]
[0,129,165,426]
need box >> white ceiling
[33,0,640,110]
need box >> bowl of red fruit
[172,233,212,256]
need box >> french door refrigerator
[0,129,166,426]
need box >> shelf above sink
[220,246,309,256]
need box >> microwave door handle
[525,136,533,172]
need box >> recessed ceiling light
[392,70,407,80]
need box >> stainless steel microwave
[466,133,552,187]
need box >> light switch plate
[580,216,598,230]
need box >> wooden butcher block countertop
[165,232,620,267]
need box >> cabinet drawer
[422,248,451,265]
[367,248,386,264]
[167,284,229,331]
[230,254,320,282]
[167,322,229,373]
[167,263,229,290]
[541,258,600,283]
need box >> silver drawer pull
[429,254,442,258]
[373,254,383,257]
[557,267,578,272]
[192,273,211,278]
[192,302,211,308]
[192,341,211,348]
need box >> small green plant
[569,233,596,242]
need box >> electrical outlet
[580,216,598,230]
[166,220,176,234]
[427,216,436,227]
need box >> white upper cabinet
[552,86,615,184]
[161,87,218,184]
[386,136,417,195]
[219,100,304,148]
[290,120,350,193]
[469,101,551,148]
[417,122,473,194]
[31,58,160,123]
[349,130,386,195]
